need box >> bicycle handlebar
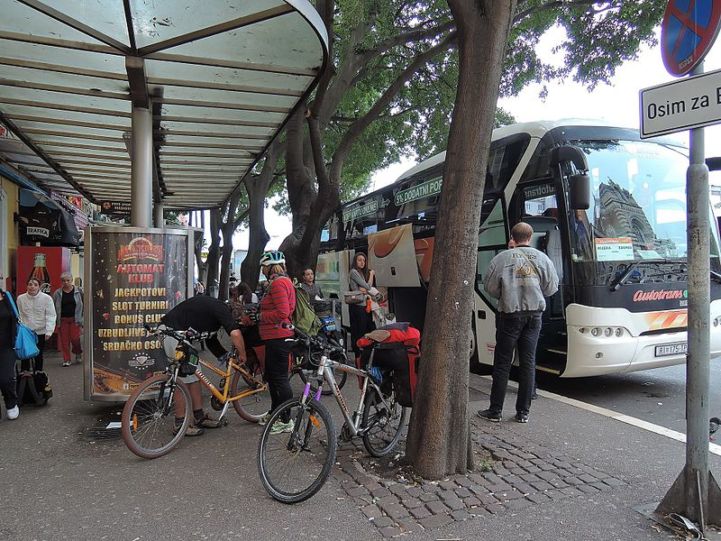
[144,324,214,343]
[291,328,345,358]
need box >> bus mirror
[570,173,590,210]
[550,145,589,171]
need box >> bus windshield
[571,139,689,262]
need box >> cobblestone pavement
[333,416,627,538]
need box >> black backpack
[16,370,52,406]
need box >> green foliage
[502,1,665,94]
[274,0,665,213]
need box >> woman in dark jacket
[0,289,19,420]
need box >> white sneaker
[75,354,82,364]
[258,411,272,426]
[7,406,19,420]
[270,419,295,434]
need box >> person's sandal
[184,425,205,436]
[173,422,205,437]
[196,415,222,429]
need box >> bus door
[510,181,568,373]
[473,195,509,368]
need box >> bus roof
[394,118,621,183]
[340,119,685,208]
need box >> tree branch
[513,0,602,24]
[310,0,335,111]
[357,20,455,66]
[317,11,378,127]
[330,31,457,183]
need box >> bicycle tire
[258,397,337,504]
[361,386,408,458]
[230,366,269,423]
[121,373,191,459]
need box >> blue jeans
[489,313,542,416]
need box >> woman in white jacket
[17,278,56,371]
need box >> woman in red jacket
[256,251,296,434]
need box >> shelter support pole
[153,203,165,228]
[130,105,152,227]
[657,61,721,528]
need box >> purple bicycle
[257,330,407,503]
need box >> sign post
[655,0,721,529]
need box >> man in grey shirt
[478,222,559,424]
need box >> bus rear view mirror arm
[550,145,589,172]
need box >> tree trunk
[406,0,516,479]
[205,208,222,297]
[281,108,317,279]
[219,232,233,301]
[241,141,281,291]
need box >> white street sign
[640,67,721,138]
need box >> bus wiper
[711,271,721,284]
[609,262,640,291]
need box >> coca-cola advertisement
[84,227,193,401]
[16,246,71,296]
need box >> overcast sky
[234,27,721,251]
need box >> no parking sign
[662,0,721,76]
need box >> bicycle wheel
[121,373,191,459]
[362,386,408,457]
[230,365,271,423]
[258,398,336,504]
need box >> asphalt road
[536,356,721,435]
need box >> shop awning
[18,188,81,246]
[0,1,328,210]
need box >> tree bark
[406,0,517,479]
[205,208,222,297]
[241,141,281,290]
[218,192,246,302]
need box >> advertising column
[84,226,193,401]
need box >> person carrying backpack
[250,251,296,434]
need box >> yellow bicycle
[121,325,269,459]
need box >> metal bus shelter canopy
[0,0,328,210]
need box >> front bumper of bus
[562,301,721,378]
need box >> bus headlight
[582,326,627,338]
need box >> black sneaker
[515,412,529,424]
[477,409,501,422]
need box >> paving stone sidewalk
[333,416,627,538]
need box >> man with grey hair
[478,222,559,423]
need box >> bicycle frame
[302,352,390,438]
[161,352,267,420]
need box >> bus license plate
[654,342,687,357]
